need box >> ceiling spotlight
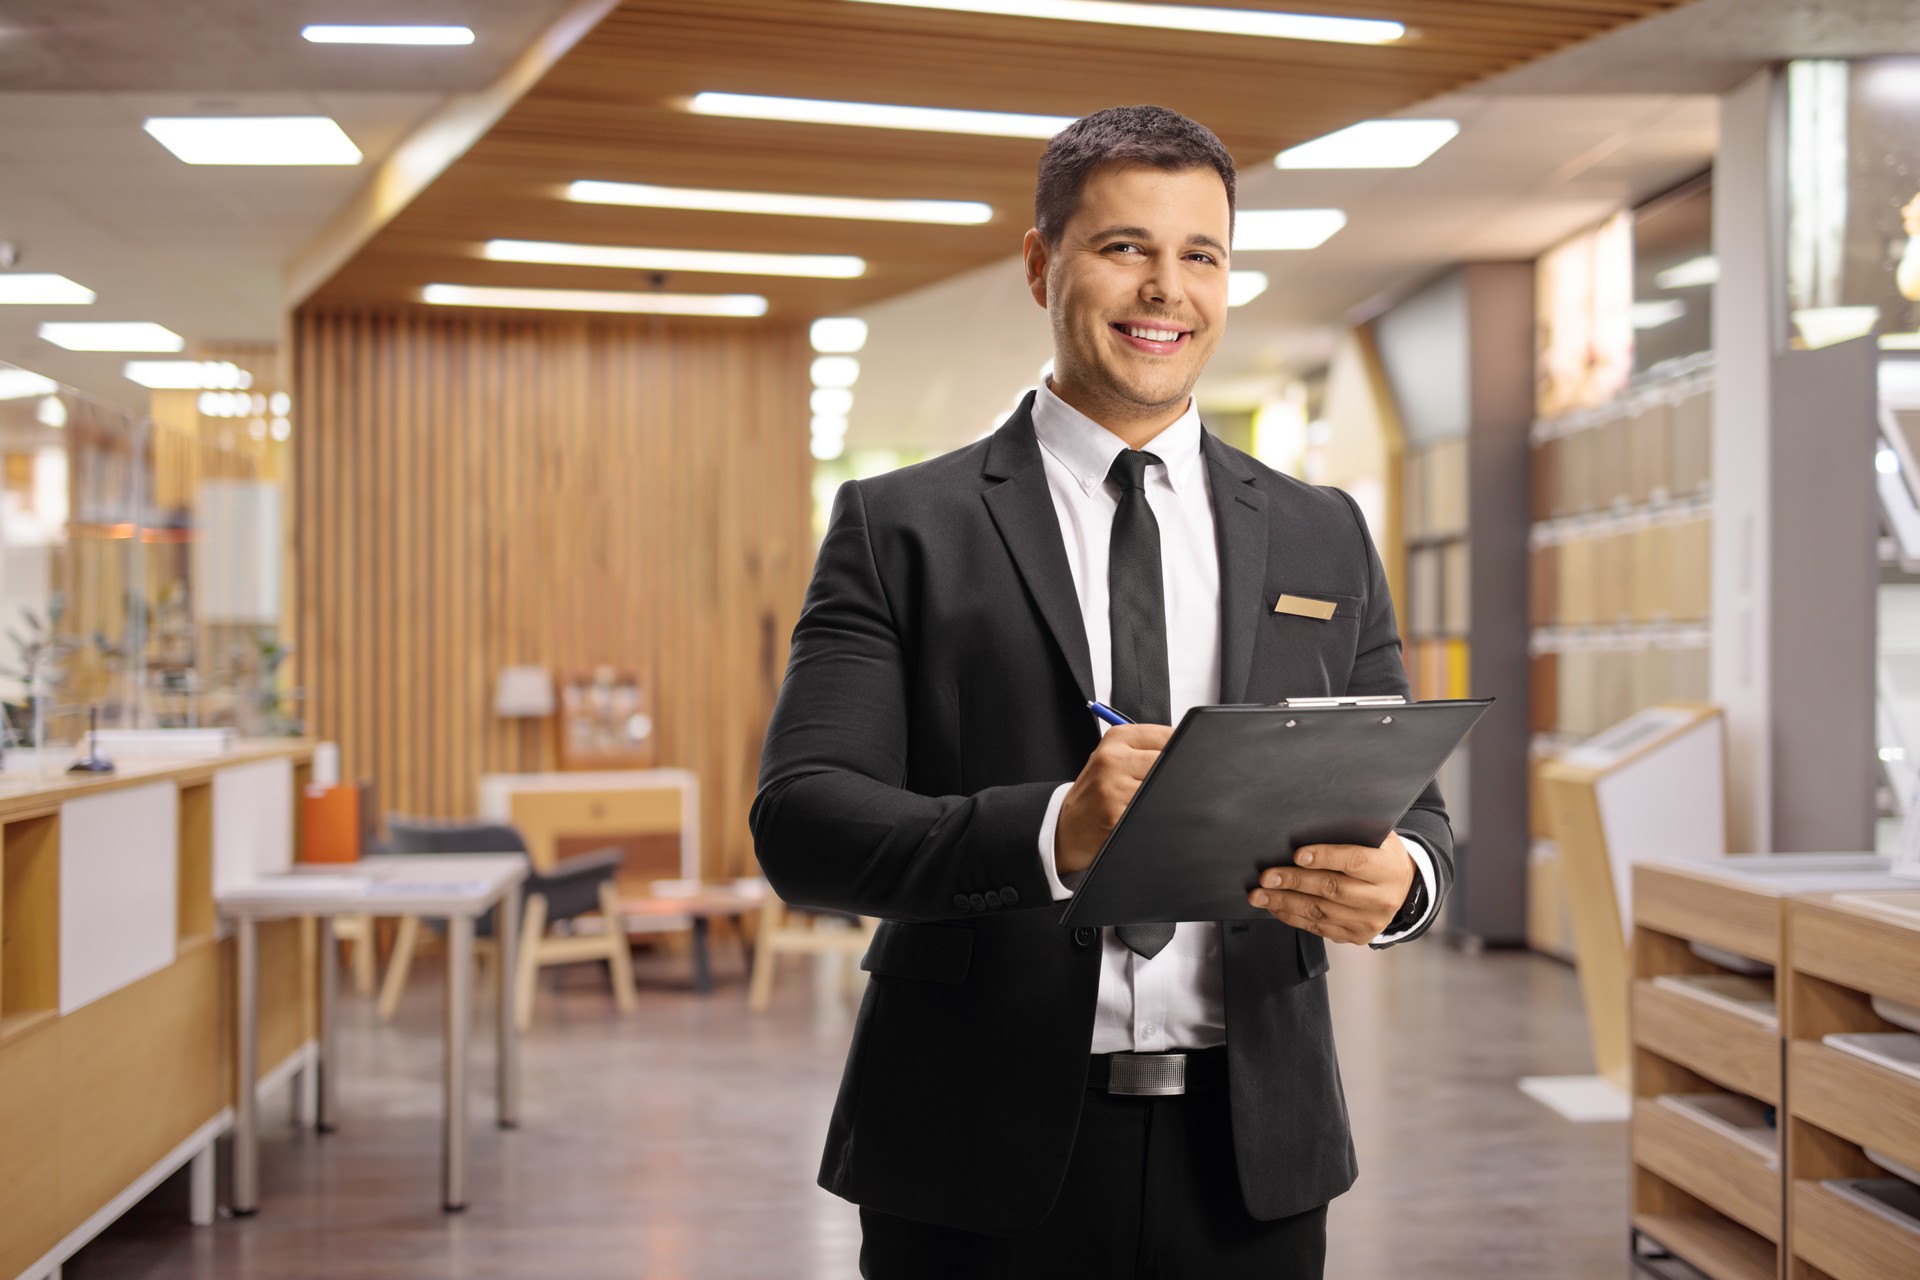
[422,284,769,316]
[811,317,869,353]
[1227,271,1269,307]
[143,116,363,165]
[1654,256,1719,290]
[846,1,1403,44]
[483,239,864,279]
[1233,210,1347,251]
[38,321,184,352]
[0,274,96,305]
[301,25,475,45]
[0,368,59,400]
[811,356,861,389]
[567,181,992,225]
[690,92,1072,140]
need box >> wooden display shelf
[1633,1211,1777,1280]
[1785,891,1920,1280]
[1630,862,1899,1271]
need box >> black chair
[375,818,635,1029]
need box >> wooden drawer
[1634,865,1781,965]
[508,787,686,871]
[1632,1214,1774,1280]
[1788,1041,1920,1173]
[1792,1179,1920,1280]
[1632,1099,1779,1241]
[1634,981,1780,1103]
[1790,904,1920,1009]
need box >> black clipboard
[1057,698,1492,927]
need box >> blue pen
[1086,700,1134,727]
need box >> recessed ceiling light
[566,180,993,226]
[301,25,475,45]
[0,274,96,305]
[421,284,769,317]
[1227,271,1269,307]
[38,321,184,352]
[812,387,855,416]
[482,239,864,279]
[847,0,1403,44]
[1233,210,1347,251]
[143,117,363,165]
[810,317,869,353]
[0,368,60,400]
[690,92,1073,140]
[1276,120,1459,169]
[1654,256,1719,290]
[1632,300,1686,330]
[811,435,846,461]
[811,356,861,389]
[124,360,253,390]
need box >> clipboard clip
[1281,695,1408,708]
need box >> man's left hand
[1246,833,1415,945]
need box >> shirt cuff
[1371,832,1439,945]
[1037,782,1077,902]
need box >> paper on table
[238,875,371,896]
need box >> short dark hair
[1033,105,1236,249]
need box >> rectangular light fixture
[422,284,769,317]
[1654,256,1719,290]
[0,274,96,305]
[1276,119,1459,169]
[1233,210,1347,251]
[0,368,60,400]
[38,321,184,352]
[690,92,1073,140]
[301,25,475,45]
[123,360,253,390]
[482,239,864,279]
[566,180,993,225]
[143,117,363,165]
[847,0,1403,44]
[1227,271,1269,308]
[1631,300,1686,330]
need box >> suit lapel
[1203,430,1268,704]
[982,394,1097,704]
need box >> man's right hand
[1056,723,1174,874]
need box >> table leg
[317,916,338,1132]
[233,917,260,1215]
[189,1141,215,1226]
[691,916,713,994]
[444,915,473,1212]
[495,885,520,1129]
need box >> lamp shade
[493,665,555,718]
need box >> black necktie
[1106,449,1175,960]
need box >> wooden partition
[291,309,812,879]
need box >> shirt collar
[1031,377,1203,498]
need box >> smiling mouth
[1109,322,1191,354]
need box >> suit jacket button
[984,890,1002,909]
[1073,926,1098,948]
[969,893,988,911]
[1001,886,1020,906]
[953,894,971,911]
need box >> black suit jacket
[750,392,1452,1234]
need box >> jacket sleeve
[749,480,1059,922]
[1336,488,1454,946]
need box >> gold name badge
[1274,594,1338,621]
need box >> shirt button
[1141,1024,1157,1038]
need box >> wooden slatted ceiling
[309,0,1690,313]
[293,310,812,876]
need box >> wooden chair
[376,819,635,1030]
[330,914,378,996]
[747,893,880,1013]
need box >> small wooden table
[618,884,763,993]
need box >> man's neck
[1045,375,1188,451]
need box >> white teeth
[1124,326,1182,342]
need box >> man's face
[1024,163,1232,423]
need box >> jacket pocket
[861,920,973,984]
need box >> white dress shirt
[1026,379,1439,1055]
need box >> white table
[217,854,527,1213]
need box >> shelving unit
[0,812,60,1042]
[1629,857,1910,1280]
[1784,889,1920,1280]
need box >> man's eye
[1106,243,1141,254]
[1187,253,1217,265]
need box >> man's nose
[1139,254,1182,307]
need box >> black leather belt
[1086,1047,1228,1096]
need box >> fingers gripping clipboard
[1057,698,1492,927]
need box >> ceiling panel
[309,0,1694,316]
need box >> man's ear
[1021,228,1050,309]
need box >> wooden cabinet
[1784,891,1920,1280]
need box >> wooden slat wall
[292,308,811,879]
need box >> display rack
[1783,889,1920,1280]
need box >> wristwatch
[1374,854,1429,944]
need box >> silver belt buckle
[1108,1053,1187,1097]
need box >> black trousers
[858,1075,1328,1280]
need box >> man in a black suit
[751,104,1451,1279]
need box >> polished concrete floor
[69,931,1638,1279]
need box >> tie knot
[1106,449,1163,493]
